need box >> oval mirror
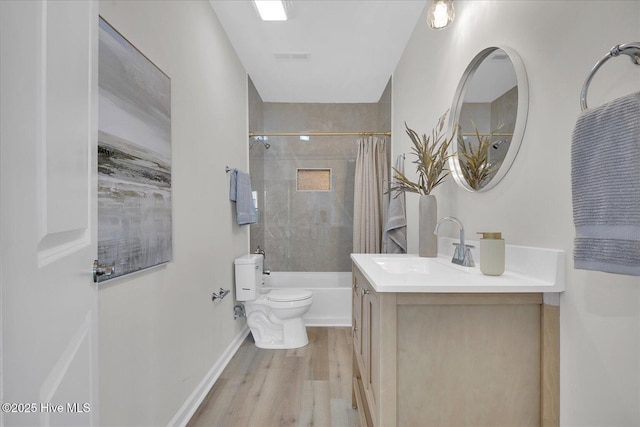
[449,46,529,192]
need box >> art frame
[97,17,172,282]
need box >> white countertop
[351,239,565,294]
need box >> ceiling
[209,0,427,103]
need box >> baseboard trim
[305,319,352,327]
[168,325,250,427]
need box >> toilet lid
[267,289,312,302]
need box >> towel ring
[580,42,640,111]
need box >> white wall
[393,1,640,425]
[97,1,249,425]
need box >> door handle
[93,260,115,283]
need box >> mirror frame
[448,46,529,192]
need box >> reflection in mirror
[449,47,528,192]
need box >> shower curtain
[353,137,389,253]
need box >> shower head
[492,138,508,149]
[250,136,270,149]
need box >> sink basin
[373,256,467,275]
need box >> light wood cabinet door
[352,270,364,367]
[363,283,380,424]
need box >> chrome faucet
[434,217,475,267]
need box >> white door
[1,1,99,426]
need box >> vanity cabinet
[351,263,560,427]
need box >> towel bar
[580,42,640,111]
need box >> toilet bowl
[235,254,312,349]
[244,289,312,349]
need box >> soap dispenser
[477,232,505,276]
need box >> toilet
[234,254,312,349]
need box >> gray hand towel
[383,155,407,254]
[571,92,640,276]
[229,169,258,225]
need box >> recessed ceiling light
[254,1,288,21]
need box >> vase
[419,194,438,257]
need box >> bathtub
[264,272,352,327]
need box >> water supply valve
[233,305,246,320]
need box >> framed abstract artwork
[97,17,172,282]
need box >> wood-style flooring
[188,327,360,427]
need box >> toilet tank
[234,254,263,301]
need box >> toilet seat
[267,289,312,302]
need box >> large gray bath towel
[571,92,640,276]
[383,155,407,254]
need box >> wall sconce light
[426,0,455,30]
[254,0,288,21]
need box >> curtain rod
[249,131,391,138]
[459,132,513,137]
[249,131,510,138]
